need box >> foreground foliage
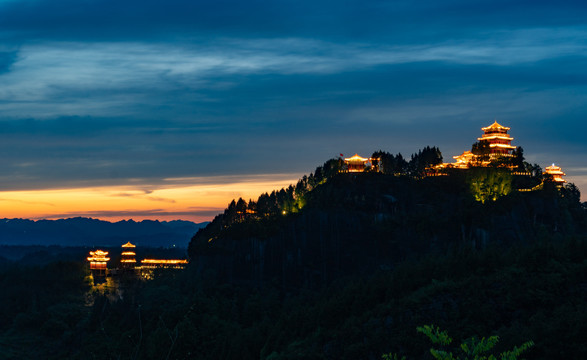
[0,234,585,359]
[384,325,533,360]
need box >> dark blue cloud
[0,0,586,195]
[1,0,586,43]
[0,51,18,74]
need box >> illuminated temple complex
[446,121,568,185]
[450,120,517,169]
[86,242,189,280]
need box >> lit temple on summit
[478,121,516,157]
[449,120,517,169]
[544,164,566,183]
[441,120,569,189]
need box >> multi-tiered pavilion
[445,120,568,186]
[120,241,137,269]
[450,120,517,168]
[478,121,516,158]
[544,164,566,183]
[87,250,110,277]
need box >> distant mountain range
[0,217,208,248]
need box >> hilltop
[188,151,586,287]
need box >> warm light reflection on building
[87,241,190,279]
[478,121,517,155]
[342,154,381,172]
[120,242,137,268]
[87,250,110,270]
[87,249,110,279]
[544,164,567,183]
[445,121,518,169]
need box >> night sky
[1,0,587,222]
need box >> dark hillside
[189,167,586,288]
[64,233,587,360]
[5,156,586,359]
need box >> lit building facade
[446,120,518,169]
[451,150,476,169]
[120,241,137,269]
[544,164,566,184]
[87,250,110,277]
[342,154,380,172]
[477,121,516,157]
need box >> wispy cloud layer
[0,0,587,217]
[2,29,587,118]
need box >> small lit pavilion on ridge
[544,164,566,183]
[342,154,380,172]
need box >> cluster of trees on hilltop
[231,146,445,225]
[190,147,446,254]
[373,146,443,176]
[188,158,342,250]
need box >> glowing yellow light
[141,259,188,264]
[344,154,369,162]
[87,249,110,271]
[481,121,510,131]
[87,250,110,262]
[121,251,136,256]
[488,143,516,149]
[477,135,514,141]
[122,241,136,248]
[544,164,566,183]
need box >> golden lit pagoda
[544,164,566,184]
[87,250,109,276]
[478,120,516,157]
[120,241,137,269]
[443,120,517,169]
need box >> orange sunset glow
[0,174,302,223]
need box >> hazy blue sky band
[0,0,587,192]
